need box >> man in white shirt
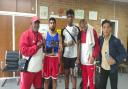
[61,9,80,89]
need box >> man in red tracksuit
[19,16,44,89]
[79,19,100,89]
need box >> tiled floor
[0,73,128,89]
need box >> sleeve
[75,26,81,41]
[92,29,100,59]
[115,39,127,64]
[76,27,81,58]
[19,31,37,57]
[98,36,102,64]
[58,33,61,48]
[39,32,45,46]
[58,34,61,43]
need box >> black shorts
[62,57,77,69]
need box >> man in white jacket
[79,19,100,89]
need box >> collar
[103,33,111,41]
[67,24,74,27]
[48,30,57,36]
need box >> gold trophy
[50,39,59,56]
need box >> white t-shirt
[62,25,80,58]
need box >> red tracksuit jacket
[19,28,43,57]
[80,29,100,59]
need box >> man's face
[32,21,40,32]
[102,23,112,37]
[49,20,56,31]
[67,15,74,25]
[80,20,88,30]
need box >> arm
[61,29,65,47]
[92,29,100,59]
[60,29,65,57]
[58,35,62,64]
[77,28,81,59]
[76,27,81,64]
[42,33,47,53]
[61,28,74,47]
[115,39,127,64]
[19,32,37,56]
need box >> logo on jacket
[32,40,35,43]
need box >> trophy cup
[50,39,59,56]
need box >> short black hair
[49,17,56,23]
[66,9,74,16]
[102,19,112,27]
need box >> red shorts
[20,71,42,89]
[43,55,59,79]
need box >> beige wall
[39,0,128,50]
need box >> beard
[51,28,55,32]
[32,27,39,32]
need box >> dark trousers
[100,68,118,89]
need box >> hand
[64,41,68,47]
[75,57,80,65]
[64,41,75,47]
[49,53,55,56]
[69,41,75,46]
[109,57,116,65]
[88,56,95,64]
[37,41,43,49]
